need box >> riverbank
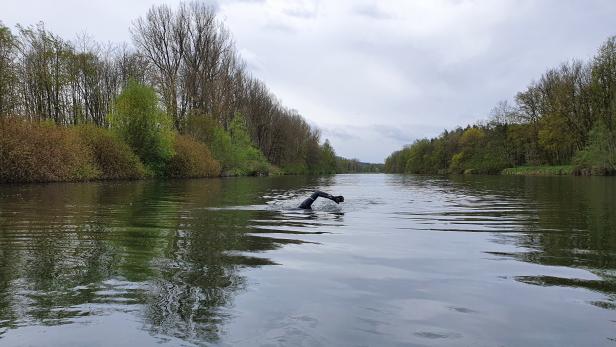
[501,165,615,176]
[0,118,221,184]
[0,117,379,184]
[501,165,575,176]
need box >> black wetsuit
[299,191,344,209]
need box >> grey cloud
[262,21,296,33]
[321,126,361,141]
[351,3,393,20]
[370,125,412,143]
[369,123,445,144]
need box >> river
[0,174,615,346]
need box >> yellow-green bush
[108,81,175,174]
[76,124,146,180]
[165,135,221,178]
[0,118,99,183]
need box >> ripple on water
[0,175,616,346]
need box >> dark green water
[0,174,615,346]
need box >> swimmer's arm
[299,191,343,209]
[315,191,344,203]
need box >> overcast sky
[3,0,616,162]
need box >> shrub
[210,125,235,171]
[449,152,465,174]
[165,135,221,178]
[76,124,146,179]
[108,81,175,174]
[227,113,270,175]
[183,114,235,172]
[184,113,218,145]
[0,118,99,183]
[280,162,308,175]
[185,113,270,176]
[404,139,433,174]
[574,121,616,173]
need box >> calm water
[0,174,615,346]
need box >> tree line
[385,36,616,175]
[0,2,375,183]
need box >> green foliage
[404,139,433,173]
[304,136,323,174]
[336,157,383,173]
[281,162,309,175]
[385,126,510,175]
[591,37,616,131]
[384,147,412,173]
[165,135,221,178]
[449,152,465,174]
[538,114,575,165]
[574,121,616,173]
[186,111,355,177]
[313,140,337,174]
[456,127,509,174]
[76,124,146,179]
[108,81,175,174]
[187,113,270,176]
[227,114,270,175]
[210,126,234,169]
[506,124,540,165]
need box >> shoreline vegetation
[0,3,382,184]
[501,165,574,176]
[385,36,616,177]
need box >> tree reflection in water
[0,176,327,343]
[445,175,616,309]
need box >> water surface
[0,174,615,346]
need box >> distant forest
[0,2,378,183]
[385,36,616,176]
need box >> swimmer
[299,191,344,209]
